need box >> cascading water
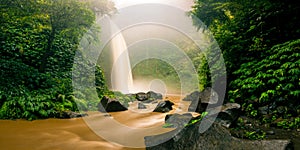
[109,19,134,94]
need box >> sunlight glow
[112,0,194,10]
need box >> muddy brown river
[0,96,190,150]
[1,95,299,149]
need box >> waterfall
[109,19,134,94]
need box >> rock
[189,101,223,114]
[187,87,220,113]
[189,102,208,113]
[138,102,147,109]
[153,100,174,113]
[147,91,163,100]
[183,91,200,101]
[190,101,241,128]
[186,91,240,128]
[215,103,241,128]
[136,92,148,101]
[165,113,193,128]
[184,87,218,102]
[200,87,219,104]
[145,121,293,150]
[135,91,163,102]
[97,96,128,112]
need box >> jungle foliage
[0,0,113,120]
[191,0,300,129]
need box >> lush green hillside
[0,0,112,120]
[191,0,300,129]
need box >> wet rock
[145,122,293,150]
[135,91,163,102]
[153,100,174,113]
[138,102,147,109]
[165,113,193,128]
[97,96,127,112]
[136,92,148,101]
[147,91,163,100]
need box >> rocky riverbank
[145,121,294,150]
[143,88,299,150]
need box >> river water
[0,96,192,150]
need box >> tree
[38,0,95,72]
[191,0,300,82]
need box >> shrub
[229,39,300,120]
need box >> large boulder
[97,96,128,112]
[186,87,220,113]
[183,91,200,101]
[185,88,240,128]
[215,103,241,128]
[147,91,163,100]
[145,121,293,150]
[153,100,174,113]
[183,87,218,102]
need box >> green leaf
[288,68,299,75]
[259,92,269,103]
[290,90,300,97]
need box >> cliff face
[145,122,293,150]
